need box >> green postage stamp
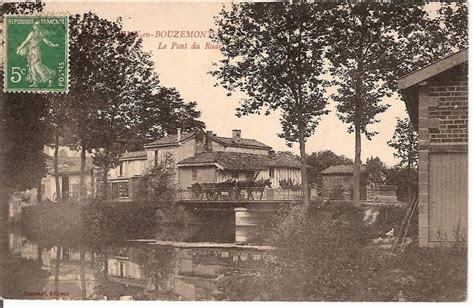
[4,15,69,93]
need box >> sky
[43,0,414,166]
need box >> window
[119,162,123,177]
[269,168,274,178]
[154,151,159,166]
[231,171,239,179]
[118,182,129,198]
[192,168,198,180]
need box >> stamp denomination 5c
[4,15,69,93]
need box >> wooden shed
[398,49,468,247]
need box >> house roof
[45,156,94,176]
[212,136,271,150]
[145,132,196,147]
[119,150,147,161]
[319,164,366,175]
[268,155,304,168]
[177,151,302,171]
[178,152,268,171]
[398,48,468,90]
[145,132,271,150]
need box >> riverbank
[19,200,157,247]
[218,202,467,301]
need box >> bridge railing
[176,187,303,201]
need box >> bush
[83,199,157,248]
[220,202,467,301]
[220,203,369,300]
[21,199,157,249]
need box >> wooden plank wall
[428,153,468,242]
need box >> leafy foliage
[144,153,176,206]
[388,117,419,169]
[394,2,468,76]
[385,166,418,202]
[212,2,332,207]
[365,156,387,185]
[306,150,352,184]
[137,87,205,146]
[387,117,418,201]
[68,13,157,178]
[65,13,204,198]
[1,94,48,192]
[0,1,44,15]
[212,3,330,141]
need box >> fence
[176,187,303,201]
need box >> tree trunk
[102,149,109,200]
[298,126,310,210]
[407,157,413,202]
[102,167,109,201]
[37,246,43,266]
[54,247,61,298]
[103,250,109,281]
[37,178,43,204]
[0,79,10,299]
[0,189,11,256]
[54,129,61,202]
[353,125,361,207]
[80,248,87,299]
[79,145,86,201]
[0,189,11,299]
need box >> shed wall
[417,66,468,247]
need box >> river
[3,209,273,301]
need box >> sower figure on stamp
[16,21,58,88]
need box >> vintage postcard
[0,0,468,304]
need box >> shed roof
[319,164,366,175]
[268,155,304,168]
[398,48,468,128]
[398,48,468,90]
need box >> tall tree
[67,13,205,200]
[387,117,418,201]
[67,13,157,200]
[132,86,206,148]
[44,95,75,201]
[393,1,468,77]
[212,2,330,209]
[1,1,45,298]
[324,2,449,207]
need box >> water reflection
[6,219,271,300]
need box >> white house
[107,129,303,201]
[41,145,95,201]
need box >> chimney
[177,128,181,142]
[206,130,213,152]
[232,129,241,143]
